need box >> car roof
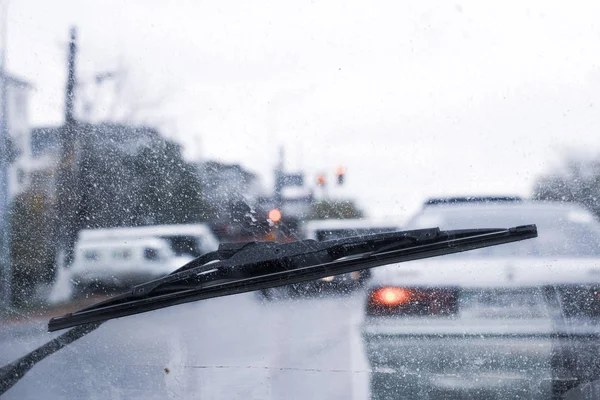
[78,224,213,241]
[424,196,523,206]
[77,237,171,249]
[406,200,598,230]
[420,200,588,213]
[302,218,401,231]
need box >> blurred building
[3,74,32,199]
[198,161,263,205]
[197,161,268,240]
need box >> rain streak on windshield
[3,1,600,399]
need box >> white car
[362,198,600,399]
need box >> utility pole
[0,0,10,307]
[54,27,80,273]
[271,147,284,242]
[274,146,284,209]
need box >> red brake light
[367,286,459,316]
[371,287,412,306]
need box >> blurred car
[362,197,600,399]
[67,224,219,294]
[293,219,401,294]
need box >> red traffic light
[316,174,326,186]
[335,165,345,185]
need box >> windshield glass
[3,1,600,399]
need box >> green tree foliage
[76,126,213,229]
[9,190,56,305]
[130,141,213,225]
[310,199,364,220]
[533,158,600,216]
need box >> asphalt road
[0,288,372,400]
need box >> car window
[83,250,100,261]
[143,248,160,261]
[161,235,203,257]
[4,2,600,400]
[112,249,132,260]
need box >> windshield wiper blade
[48,225,537,332]
[0,225,536,396]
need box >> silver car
[362,198,600,399]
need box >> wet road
[0,289,372,399]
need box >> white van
[77,223,219,257]
[69,224,219,289]
[69,237,191,288]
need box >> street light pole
[0,0,11,307]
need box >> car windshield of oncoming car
[4,1,600,399]
[406,206,600,257]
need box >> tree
[38,123,213,231]
[131,141,213,225]
[533,157,600,217]
[10,189,56,305]
[310,199,364,220]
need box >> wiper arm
[49,225,537,331]
[0,322,102,395]
[0,225,536,396]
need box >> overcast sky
[6,0,600,219]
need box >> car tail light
[371,287,412,306]
[366,286,459,316]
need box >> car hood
[368,257,600,288]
